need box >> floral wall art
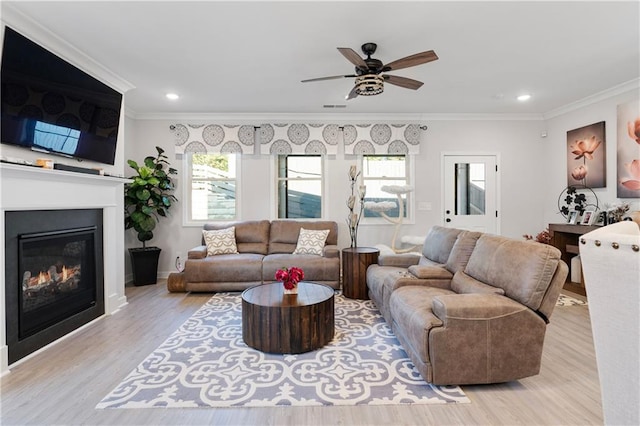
[567,121,606,188]
[617,99,640,198]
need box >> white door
[443,155,498,234]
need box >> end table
[342,247,379,299]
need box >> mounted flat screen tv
[1,26,122,165]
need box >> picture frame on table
[567,211,579,225]
[594,211,606,226]
[580,209,597,225]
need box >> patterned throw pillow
[293,228,330,256]
[203,227,239,256]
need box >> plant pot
[129,247,161,286]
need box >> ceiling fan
[301,42,438,100]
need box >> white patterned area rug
[556,294,588,306]
[96,292,469,409]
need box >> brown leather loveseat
[167,220,340,292]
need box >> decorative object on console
[617,99,640,198]
[346,165,365,247]
[605,201,630,223]
[523,228,551,244]
[567,121,605,188]
[364,185,419,253]
[557,185,599,220]
[124,146,177,285]
[275,266,304,294]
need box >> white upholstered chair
[580,221,640,426]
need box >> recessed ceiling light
[517,94,531,101]
[166,93,179,100]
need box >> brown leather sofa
[367,227,568,385]
[167,220,340,292]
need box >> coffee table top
[241,281,334,307]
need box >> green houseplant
[125,146,177,285]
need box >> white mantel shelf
[0,162,131,185]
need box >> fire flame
[37,271,50,285]
[62,265,68,281]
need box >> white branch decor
[366,185,419,253]
[346,165,366,247]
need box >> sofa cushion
[445,231,482,274]
[203,227,239,255]
[262,253,340,282]
[464,234,561,311]
[269,220,338,254]
[184,253,264,282]
[421,226,463,264]
[450,271,505,295]
[204,220,270,255]
[292,228,330,256]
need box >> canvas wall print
[617,99,640,198]
[567,121,606,188]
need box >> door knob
[446,218,451,223]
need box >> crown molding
[1,3,135,94]
[127,111,544,122]
[543,78,640,120]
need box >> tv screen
[1,26,122,165]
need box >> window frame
[359,154,415,225]
[182,152,242,227]
[273,154,326,220]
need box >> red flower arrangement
[275,266,304,291]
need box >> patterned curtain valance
[343,123,421,155]
[259,123,340,155]
[171,124,256,154]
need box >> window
[361,155,411,219]
[276,155,323,218]
[185,153,239,223]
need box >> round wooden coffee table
[241,281,335,354]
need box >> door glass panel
[454,163,486,215]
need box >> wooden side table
[241,281,334,354]
[342,247,379,299]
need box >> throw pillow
[203,227,239,256]
[292,228,330,256]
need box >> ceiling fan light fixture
[355,74,384,96]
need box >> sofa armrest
[431,293,528,323]
[378,253,421,268]
[188,245,207,259]
[408,265,452,280]
[323,244,340,258]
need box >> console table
[548,223,600,296]
[342,247,379,299]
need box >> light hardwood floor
[0,281,602,426]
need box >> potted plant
[125,146,177,285]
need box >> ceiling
[4,1,639,118]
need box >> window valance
[343,123,421,155]
[259,123,340,155]
[171,124,256,154]
[170,122,423,155]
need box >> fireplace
[5,209,104,364]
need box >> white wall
[542,88,640,225]
[126,117,549,277]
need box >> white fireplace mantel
[0,163,130,375]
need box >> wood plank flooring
[0,281,602,425]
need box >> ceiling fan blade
[301,74,356,83]
[345,86,359,100]
[337,47,367,68]
[384,74,424,90]
[383,50,438,72]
